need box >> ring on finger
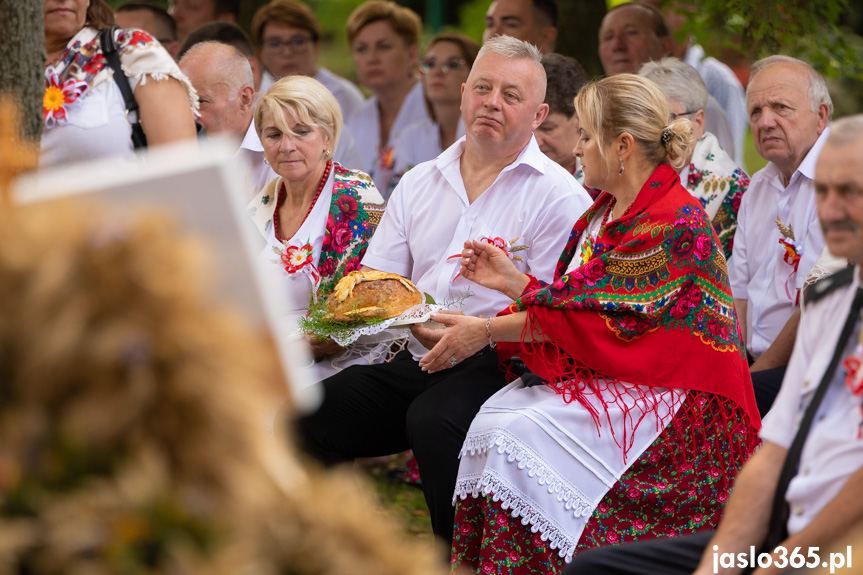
[448,355,458,367]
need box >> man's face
[815,135,863,265]
[180,57,249,139]
[747,63,829,180]
[460,51,548,154]
[483,0,554,53]
[599,5,671,75]
[534,111,580,172]
[168,0,227,41]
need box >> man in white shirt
[564,113,863,575]
[598,1,737,161]
[296,36,591,546]
[179,42,275,203]
[731,55,831,415]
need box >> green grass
[362,455,435,542]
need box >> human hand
[417,313,487,373]
[306,334,344,360]
[460,240,529,299]
[411,310,462,350]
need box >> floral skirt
[451,393,747,574]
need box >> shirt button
[802,467,810,475]
[795,507,805,516]
[802,380,810,390]
[819,414,827,422]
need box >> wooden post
[0,96,39,206]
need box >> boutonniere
[448,236,529,282]
[43,65,88,129]
[272,240,321,290]
[843,335,863,439]
[776,217,803,304]
[776,217,802,269]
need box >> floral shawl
[497,163,760,466]
[685,132,750,259]
[43,27,197,129]
[249,163,385,299]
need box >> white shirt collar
[239,117,262,153]
[761,127,830,187]
[436,133,547,176]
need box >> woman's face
[44,0,89,46]
[420,41,469,107]
[351,20,417,92]
[573,123,615,191]
[260,107,330,185]
[258,21,320,80]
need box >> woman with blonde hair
[414,74,761,573]
[248,75,386,375]
[344,0,429,193]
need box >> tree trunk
[0,0,44,142]
[556,0,606,79]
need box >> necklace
[274,161,332,243]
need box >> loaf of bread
[324,270,423,323]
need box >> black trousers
[563,530,713,574]
[294,348,506,544]
[751,365,787,418]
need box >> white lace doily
[328,303,446,347]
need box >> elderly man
[296,36,591,545]
[179,42,274,202]
[482,0,558,53]
[178,22,263,92]
[733,55,831,415]
[598,1,737,162]
[535,53,588,177]
[168,0,238,43]
[115,2,180,60]
[565,114,863,575]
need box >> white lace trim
[329,303,446,346]
[454,428,596,563]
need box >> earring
[264,158,270,166]
[324,149,332,159]
[618,159,625,176]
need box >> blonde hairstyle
[0,200,447,575]
[254,75,342,152]
[251,0,322,48]
[346,0,422,47]
[574,73,694,171]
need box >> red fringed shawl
[497,163,760,462]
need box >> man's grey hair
[639,57,708,113]
[826,114,863,146]
[180,41,254,97]
[748,55,834,121]
[478,34,543,63]
[476,35,546,101]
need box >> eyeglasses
[419,58,466,74]
[671,109,700,120]
[262,35,313,53]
